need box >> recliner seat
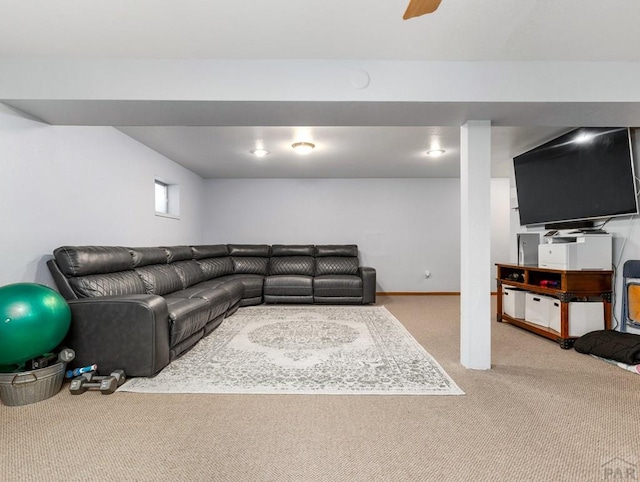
[264,245,315,304]
[313,245,371,304]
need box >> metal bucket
[0,362,65,406]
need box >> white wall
[203,178,511,292]
[0,100,513,294]
[0,104,206,288]
[491,178,512,286]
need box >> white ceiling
[114,125,568,179]
[2,0,639,179]
[2,0,640,61]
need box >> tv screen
[513,127,638,227]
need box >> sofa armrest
[66,294,170,377]
[359,267,377,304]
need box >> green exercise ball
[0,283,71,366]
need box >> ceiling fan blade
[403,0,443,19]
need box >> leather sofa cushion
[228,244,271,257]
[191,244,229,259]
[265,295,314,304]
[54,246,133,276]
[163,246,193,263]
[239,296,262,307]
[271,245,314,257]
[69,271,147,298]
[269,256,315,276]
[188,279,244,309]
[315,257,359,276]
[315,245,358,257]
[233,257,269,275]
[166,286,231,320]
[314,296,363,304]
[165,298,210,347]
[169,331,203,362]
[216,274,264,299]
[197,257,234,278]
[193,279,226,290]
[171,260,206,288]
[264,275,313,296]
[220,280,245,306]
[313,275,363,297]
[129,247,168,268]
[135,265,183,295]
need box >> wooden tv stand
[496,264,612,349]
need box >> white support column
[460,120,492,370]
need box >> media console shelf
[496,264,612,349]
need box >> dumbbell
[69,373,118,395]
[69,370,127,395]
[68,373,118,395]
[104,370,126,388]
[90,371,126,395]
[24,348,75,370]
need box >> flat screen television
[513,127,638,227]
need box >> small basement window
[155,178,180,218]
[155,180,169,214]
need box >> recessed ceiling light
[250,149,269,158]
[426,149,446,158]
[291,142,315,155]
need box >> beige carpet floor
[1,295,639,482]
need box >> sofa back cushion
[269,245,315,276]
[189,244,233,280]
[69,272,147,298]
[233,257,269,275]
[129,247,168,268]
[271,245,314,257]
[191,245,229,259]
[228,244,271,257]
[162,246,193,263]
[315,257,359,276]
[171,260,206,289]
[197,258,234,279]
[315,245,359,276]
[54,246,133,276]
[269,257,315,276]
[135,265,184,295]
[229,244,270,275]
[315,245,358,258]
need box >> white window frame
[155,178,180,219]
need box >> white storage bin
[539,300,604,336]
[503,287,526,319]
[548,299,562,333]
[525,293,555,328]
[568,302,604,337]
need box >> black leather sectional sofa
[47,244,376,377]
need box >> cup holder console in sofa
[47,244,376,377]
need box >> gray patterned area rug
[119,305,464,395]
